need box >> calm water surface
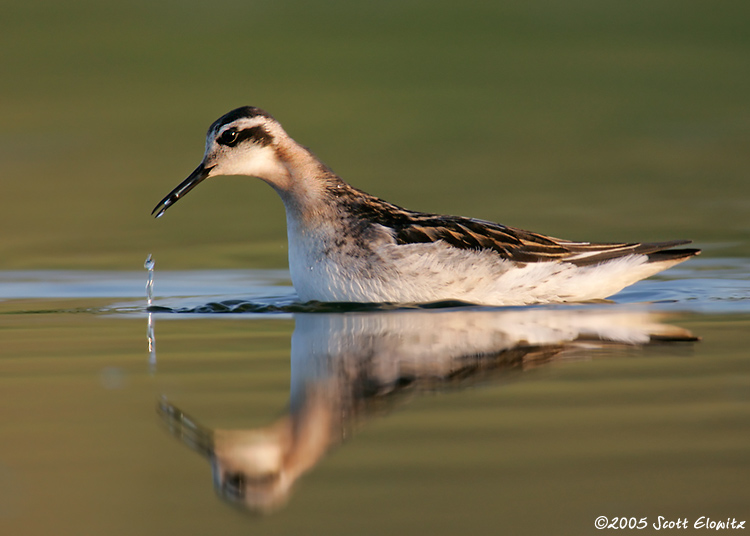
[1,257,749,535]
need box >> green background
[1,0,748,270]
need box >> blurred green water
[1,307,748,535]
[1,0,748,270]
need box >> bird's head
[152,106,291,218]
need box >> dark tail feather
[646,247,701,264]
[569,240,700,267]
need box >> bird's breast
[285,212,397,302]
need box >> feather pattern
[329,183,699,268]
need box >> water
[1,259,749,535]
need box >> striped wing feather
[337,188,700,266]
[392,216,697,266]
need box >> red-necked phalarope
[152,106,700,305]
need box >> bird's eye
[219,128,240,146]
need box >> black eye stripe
[217,126,274,147]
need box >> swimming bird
[152,106,700,305]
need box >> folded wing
[393,215,700,266]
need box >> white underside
[286,218,684,306]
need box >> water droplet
[144,254,155,306]
[147,311,157,372]
[144,254,157,370]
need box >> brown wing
[395,216,699,266]
[334,187,700,266]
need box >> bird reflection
[157,306,697,513]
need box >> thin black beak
[152,162,214,218]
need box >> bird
[152,106,700,306]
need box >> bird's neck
[271,139,350,224]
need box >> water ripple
[0,256,748,315]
